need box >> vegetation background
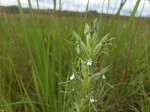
[0,0,150,111]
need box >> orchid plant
[63,18,114,112]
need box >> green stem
[78,66,89,112]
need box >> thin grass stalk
[99,0,105,20]
[45,10,53,112]
[44,4,58,112]
[116,0,141,56]
[111,0,127,37]
[0,93,12,112]
[51,23,57,112]
[36,0,40,10]
[112,0,119,14]
[146,42,150,83]
[50,0,57,111]
[7,56,36,111]
[120,0,147,83]
[27,0,46,86]
[80,0,89,35]
[112,0,141,81]
[0,70,8,111]
[59,0,61,11]
[35,0,54,111]
[119,26,137,83]
[7,56,26,109]
[116,0,127,16]
[107,0,110,15]
[36,0,41,19]
[53,0,56,13]
[18,0,46,111]
[28,0,49,101]
[57,21,63,112]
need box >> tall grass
[0,0,150,111]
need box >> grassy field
[0,0,150,112]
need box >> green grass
[0,0,150,111]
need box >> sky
[0,0,150,17]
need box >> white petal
[70,73,75,80]
[90,97,97,103]
[102,75,106,79]
[87,59,92,66]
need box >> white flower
[70,73,75,80]
[87,58,92,66]
[102,74,106,79]
[90,97,97,103]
